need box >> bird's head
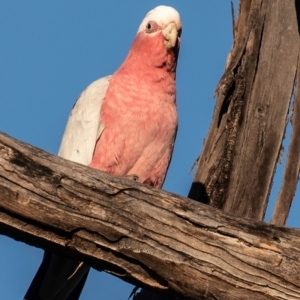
[122,6,182,73]
[137,5,181,51]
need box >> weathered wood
[271,46,300,226]
[1,134,300,300]
[189,0,299,221]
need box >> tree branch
[0,132,300,300]
[271,50,300,226]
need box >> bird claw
[125,174,139,181]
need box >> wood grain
[189,0,300,221]
[0,132,300,300]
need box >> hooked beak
[162,22,179,50]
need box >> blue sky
[1,1,298,299]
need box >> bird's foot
[124,174,139,181]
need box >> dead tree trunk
[1,133,300,300]
[190,0,300,222]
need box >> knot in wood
[255,104,269,119]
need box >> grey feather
[34,76,111,300]
[58,75,111,165]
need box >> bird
[24,5,181,300]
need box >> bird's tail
[24,252,90,300]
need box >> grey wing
[23,76,112,300]
[58,75,111,165]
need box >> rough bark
[1,132,300,300]
[189,0,300,221]
[271,52,300,226]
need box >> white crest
[137,5,181,34]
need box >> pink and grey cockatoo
[24,5,181,300]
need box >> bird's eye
[145,21,158,33]
[146,22,152,31]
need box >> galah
[24,5,181,300]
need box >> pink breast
[90,47,177,188]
